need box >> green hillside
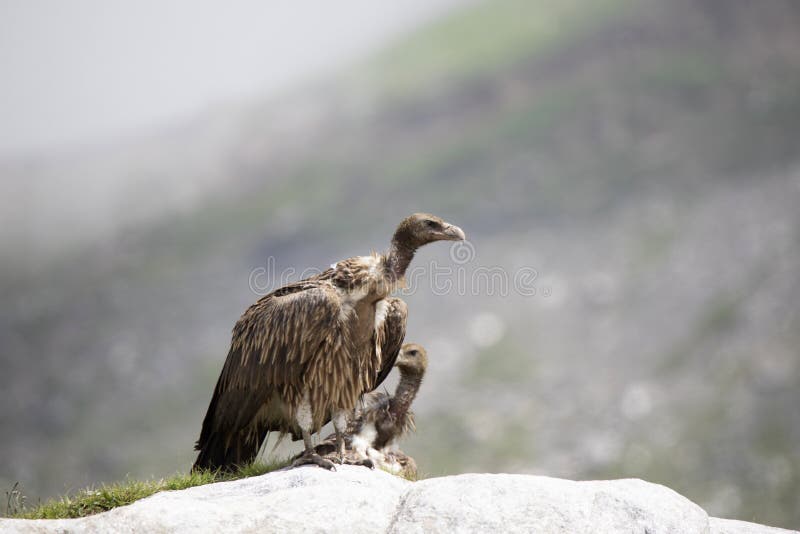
[3,0,800,528]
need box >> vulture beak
[395,346,410,366]
[442,224,466,241]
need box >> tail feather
[192,432,234,473]
[192,421,270,472]
[192,371,271,472]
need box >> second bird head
[395,343,428,377]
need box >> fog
[2,0,799,528]
[0,0,465,157]
[0,0,466,263]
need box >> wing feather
[193,280,341,470]
[370,297,407,391]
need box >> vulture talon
[347,458,374,469]
[291,452,337,471]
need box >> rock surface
[1,467,796,533]
[710,518,797,534]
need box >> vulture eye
[407,350,418,356]
[424,220,438,229]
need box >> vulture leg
[291,429,336,470]
[290,395,336,471]
[332,411,347,462]
[332,410,374,469]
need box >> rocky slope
[3,0,800,528]
[1,467,795,533]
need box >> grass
[10,459,290,520]
[8,457,421,520]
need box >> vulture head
[395,343,428,377]
[392,213,466,250]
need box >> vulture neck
[386,240,417,281]
[389,370,422,422]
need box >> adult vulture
[193,213,464,471]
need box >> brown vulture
[193,213,464,471]
[311,343,427,477]
[348,343,428,461]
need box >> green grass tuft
[12,459,290,520]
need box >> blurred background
[1,0,799,528]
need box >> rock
[1,467,409,534]
[710,517,797,534]
[386,475,708,534]
[1,467,795,533]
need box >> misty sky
[0,0,464,159]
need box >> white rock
[0,466,409,534]
[386,475,708,534]
[1,467,795,534]
[710,517,797,534]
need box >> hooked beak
[442,224,466,241]
[395,346,411,367]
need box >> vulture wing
[371,298,408,391]
[193,279,341,471]
[357,390,391,419]
[288,295,407,443]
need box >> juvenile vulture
[317,343,428,477]
[307,343,427,476]
[348,343,428,462]
[193,213,464,471]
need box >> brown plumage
[349,343,428,452]
[311,343,428,478]
[193,213,464,472]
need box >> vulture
[348,343,428,462]
[306,343,427,477]
[193,213,464,471]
